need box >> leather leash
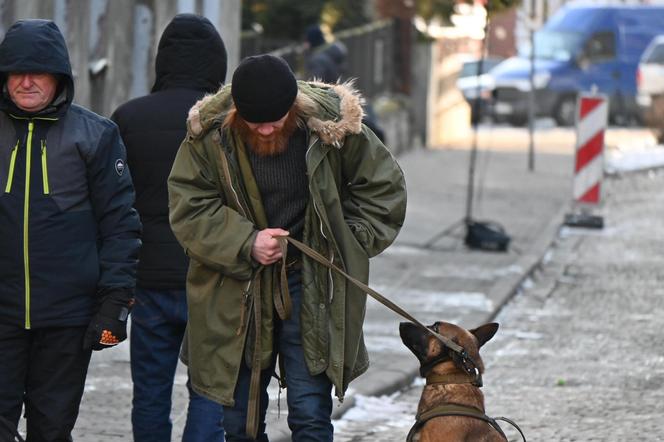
[274,235,481,380]
[273,236,526,441]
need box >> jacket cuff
[96,288,133,321]
[241,230,259,267]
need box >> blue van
[490,4,664,126]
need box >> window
[585,32,616,61]
[644,42,664,64]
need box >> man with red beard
[168,54,407,441]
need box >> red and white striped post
[565,93,608,228]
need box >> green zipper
[7,115,58,329]
[24,120,34,329]
[4,140,19,193]
[41,140,49,194]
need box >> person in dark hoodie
[303,25,386,142]
[0,19,141,440]
[303,24,348,84]
[110,14,225,442]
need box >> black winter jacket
[111,14,227,289]
[305,41,348,83]
[0,20,141,328]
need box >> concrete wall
[0,0,240,117]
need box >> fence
[242,19,399,101]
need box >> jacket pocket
[4,140,19,193]
[41,140,49,194]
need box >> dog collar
[419,353,483,387]
[426,371,482,386]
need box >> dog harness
[407,342,527,441]
[406,377,527,442]
[406,403,509,442]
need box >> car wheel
[554,96,576,126]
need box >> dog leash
[275,236,482,381]
[495,416,527,441]
[277,236,527,441]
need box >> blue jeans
[223,271,333,442]
[130,288,224,442]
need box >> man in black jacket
[303,24,386,142]
[0,19,141,440]
[111,14,225,442]
[303,24,348,84]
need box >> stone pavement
[482,166,664,441]
[329,157,664,442]
[64,142,575,441]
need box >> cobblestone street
[333,169,664,441]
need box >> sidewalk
[70,143,575,441]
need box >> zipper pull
[4,140,19,193]
[41,140,50,194]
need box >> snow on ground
[605,140,664,174]
[332,391,415,439]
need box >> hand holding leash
[252,228,289,265]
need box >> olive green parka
[168,80,406,406]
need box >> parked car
[490,4,664,126]
[637,35,664,142]
[456,57,503,123]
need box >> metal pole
[465,115,478,222]
[465,16,490,222]
[527,0,536,171]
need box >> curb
[486,201,568,321]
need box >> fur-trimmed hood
[187,80,365,147]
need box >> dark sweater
[248,128,309,257]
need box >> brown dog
[399,321,504,442]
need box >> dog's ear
[470,322,499,348]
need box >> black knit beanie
[231,55,298,123]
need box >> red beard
[230,110,300,157]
